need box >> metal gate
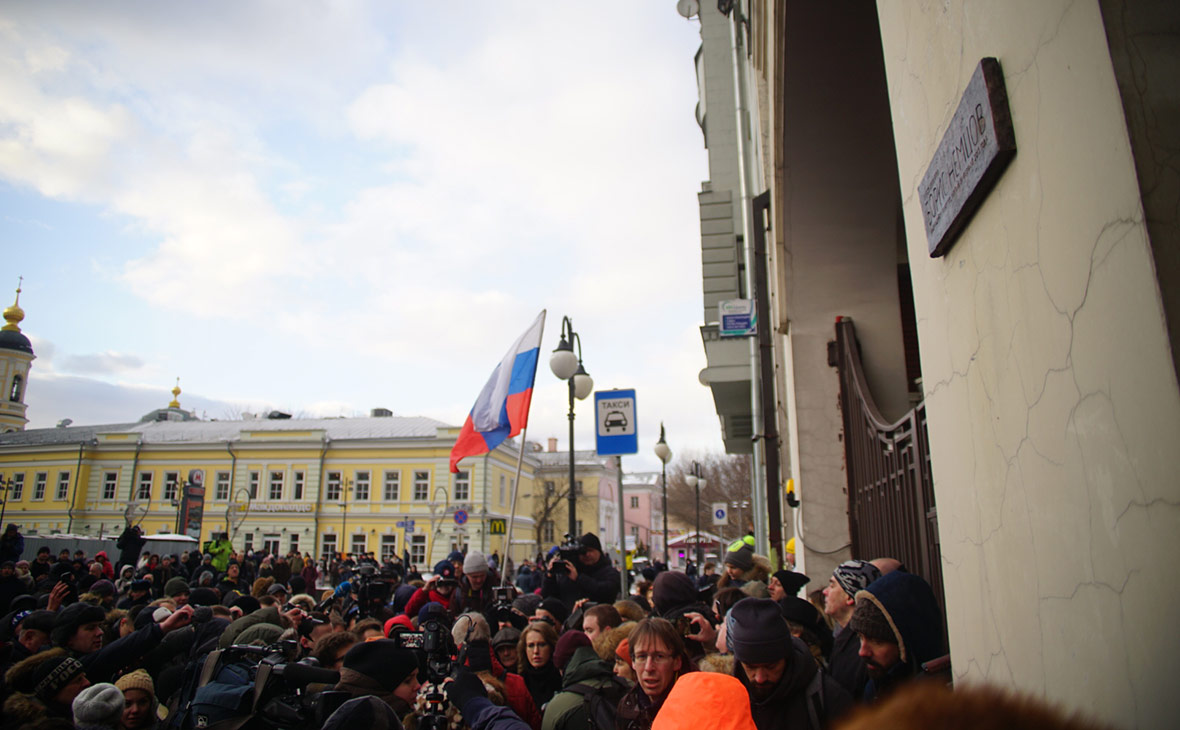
[835,318,945,615]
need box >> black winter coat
[735,637,852,730]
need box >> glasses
[633,652,676,666]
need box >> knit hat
[188,587,220,607]
[653,672,757,730]
[114,669,155,698]
[447,550,466,564]
[51,602,106,647]
[73,682,124,728]
[615,637,630,663]
[266,583,289,596]
[492,626,521,649]
[848,594,895,645]
[90,580,116,598]
[832,560,881,598]
[384,614,414,637]
[341,639,420,692]
[728,597,792,664]
[513,593,542,616]
[32,653,86,701]
[723,542,754,572]
[579,533,602,552]
[539,597,569,625]
[432,559,457,583]
[785,537,795,555]
[771,570,810,595]
[323,696,402,730]
[129,578,151,592]
[231,595,261,614]
[553,630,591,671]
[417,601,451,628]
[652,571,698,617]
[463,551,489,575]
[164,577,190,597]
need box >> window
[163,471,180,502]
[243,532,254,553]
[630,496,639,509]
[450,537,468,554]
[293,471,305,500]
[350,533,366,556]
[32,472,47,500]
[136,472,152,501]
[11,473,23,500]
[575,480,583,495]
[499,475,506,505]
[354,471,370,501]
[102,472,118,500]
[326,471,342,501]
[413,471,429,501]
[55,471,70,501]
[454,471,469,502]
[383,471,400,501]
[409,535,426,567]
[248,471,260,499]
[263,534,280,555]
[631,525,640,538]
[215,472,231,501]
[268,471,284,501]
[289,534,299,555]
[545,481,555,495]
[9,374,22,402]
[542,520,555,543]
[381,534,397,561]
[321,534,337,561]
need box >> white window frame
[102,472,118,500]
[293,471,305,500]
[268,471,284,501]
[412,470,429,501]
[137,472,153,501]
[289,534,300,555]
[215,471,231,501]
[10,473,23,501]
[163,471,180,502]
[383,470,400,501]
[409,534,427,567]
[350,533,367,556]
[55,471,70,501]
[354,471,370,501]
[454,471,469,502]
[542,520,555,543]
[33,472,47,501]
[630,496,639,509]
[381,534,398,561]
[263,534,281,556]
[326,471,342,501]
[248,471,260,499]
[321,534,338,561]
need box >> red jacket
[468,641,543,730]
[404,586,453,619]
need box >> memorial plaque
[919,58,1016,257]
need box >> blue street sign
[396,520,415,530]
[595,389,638,455]
[454,509,468,526]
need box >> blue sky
[0,1,722,472]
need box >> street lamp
[653,424,672,564]
[684,462,707,569]
[550,316,592,539]
[730,499,750,541]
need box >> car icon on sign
[604,411,628,432]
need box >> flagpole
[502,310,545,586]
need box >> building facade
[530,441,621,556]
[620,471,663,558]
[688,1,1180,726]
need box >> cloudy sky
[0,1,722,472]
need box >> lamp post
[684,462,707,569]
[341,477,353,559]
[653,424,672,564]
[550,316,593,539]
[730,499,750,541]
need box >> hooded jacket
[541,646,620,730]
[540,552,620,611]
[717,554,771,591]
[852,571,943,702]
[733,637,851,730]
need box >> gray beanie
[728,597,792,664]
[73,683,125,729]
[463,551,489,575]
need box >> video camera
[549,534,584,577]
[216,642,347,729]
[490,585,517,625]
[352,563,400,619]
[392,617,460,730]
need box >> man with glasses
[616,617,690,730]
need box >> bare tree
[530,476,598,551]
[665,453,753,541]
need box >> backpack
[564,676,631,730]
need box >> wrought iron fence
[835,318,945,617]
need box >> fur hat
[73,683,124,729]
[51,602,106,647]
[728,597,792,665]
[463,551,489,576]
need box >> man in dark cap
[164,577,190,606]
[541,532,620,610]
[822,559,881,699]
[54,598,194,683]
[3,648,91,725]
[334,638,422,720]
[1,608,55,670]
[117,579,152,610]
[848,571,944,702]
[729,597,850,730]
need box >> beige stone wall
[877,1,1180,727]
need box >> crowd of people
[0,523,1103,730]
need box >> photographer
[332,638,422,724]
[540,533,619,612]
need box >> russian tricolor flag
[450,311,546,472]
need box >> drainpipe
[225,442,237,542]
[65,439,89,534]
[313,437,328,561]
